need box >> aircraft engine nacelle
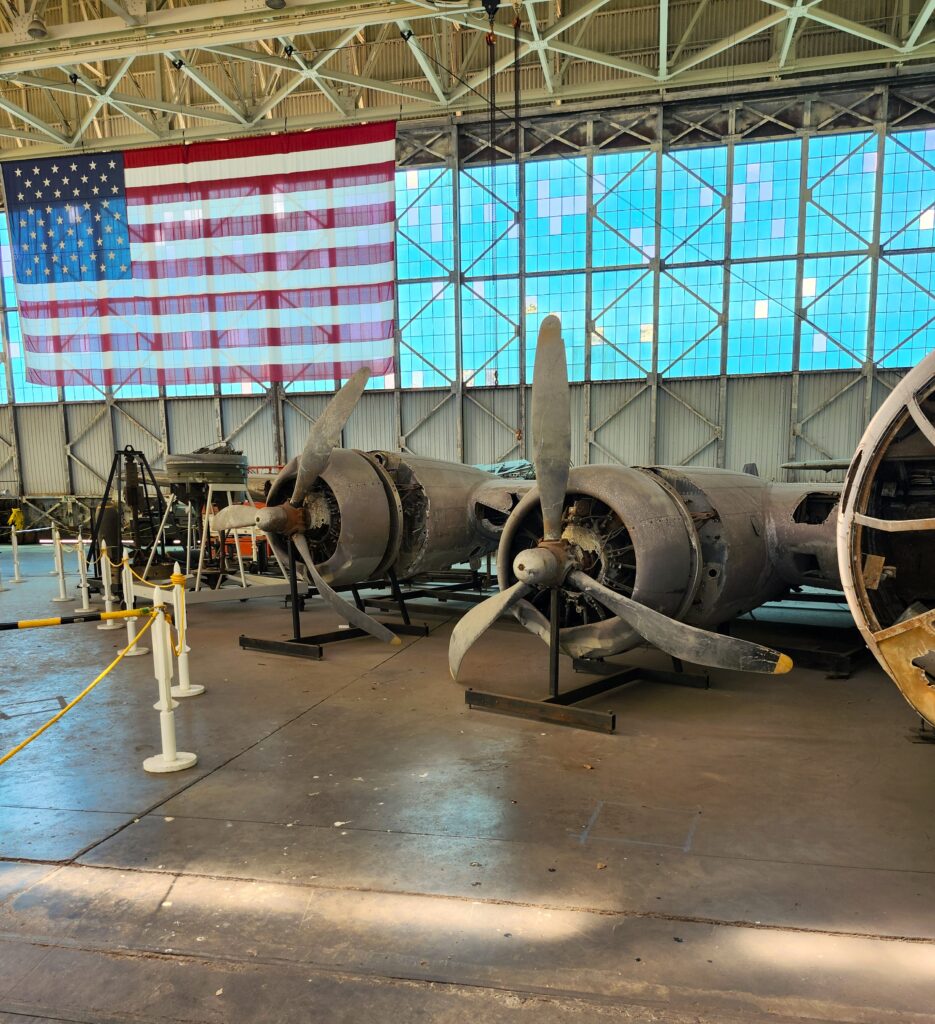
[496,465,824,660]
[497,465,697,659]
[266,450,507,586]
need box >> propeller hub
[513,544,568,588]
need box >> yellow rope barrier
[0,611,159,768]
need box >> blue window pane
[524,274,586,382]
[284,378,333,394]
[805,132,876,254]
[525,157,586,273]
[593,150,657,269]
[591,269,654,380]
[398,280,455,387]
[798,256,869,370]
[875,252,935,368]
[461,278,519,386]
[731,139,801,259]
[220,380,269,396]
[727,260,796,373]
[660,146,727,263]
[459,164,519,278]
[659,266,722,377]
[396,167,453,280]
[882,129,935,252]
[112,381,160,399]
[165,383,215,397]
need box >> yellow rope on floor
[0,610,159,768]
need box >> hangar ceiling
[0,0,933,155]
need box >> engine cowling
[497,465,700,658]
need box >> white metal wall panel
[165,399,219,455]
[401,389,458,461]
[65,403,112,496]
[282,395,328,462]
[795,372,866,467]
[113,400,165,469]
[15,405,68,494]
[221,396,276,466]
[0,405,16,493]
[588,381,654,466]
[724,376,793,480]
[463,387,520,466]
[344,392,396,454]
[656,379,720,468]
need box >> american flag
[1,122,396,388]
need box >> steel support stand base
[97,622,124,630]
[465,688,617,733]
[171,684,205,698]
[465,664,710,734]
[123,646,149,658]
[239,622,429,661]
[51,595,71,603]
[571,660,710,689]
[143,751,197,773]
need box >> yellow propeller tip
[774,653,794,675]
[390,636,403,646]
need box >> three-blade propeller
[212,368,398,645]
[448,316,793,681]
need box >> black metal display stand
[464,590,709,734]
[239,543,428,660]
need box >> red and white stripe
[18,122,396,388]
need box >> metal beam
[70,57,133,144]
[0,94,67,143]
[659,0,669,79]
[523,0,554,95]
[0,2,434,74]
[98,0,140,27]
[164,51,249,124]
[669,10,788,77]
[398,19,447,102]
[906,0,935,47]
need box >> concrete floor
[1,543,934,1024]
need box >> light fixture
[27,17,47,39]
[265,0,286,9]
[283,44,294,57]
[172,58,184,70]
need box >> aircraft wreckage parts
[497,466,698,659]
[266,450,506,586]
[839,351,935,727]
[267,449,392,586]
[497,465,845,661]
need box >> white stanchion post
[143,590,197,774]
[0,551,8,593]
[97,539,123,629]
[10,526,23,583]
[121,548,149,658]
[74,531,91,611]
[170,561,202,698]
[51,527,70,603]
[48,527,59,574]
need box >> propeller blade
[212,504,301,534]
[292,534,400,647]
[449,580,531,680]
[531,315,571,541]
[568,570,793,675]
[291,366,370,507]
[212,504,263,531]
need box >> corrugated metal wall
[6,367,907,497]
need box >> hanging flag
[1,122,397,388]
